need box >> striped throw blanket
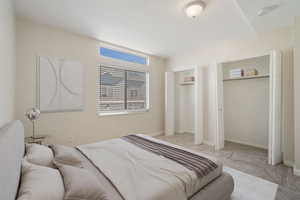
[122,135,218,178]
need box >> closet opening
[165,66,204,145]
[174,70,195,136]
[214,51,282,165]
[222,55,270,150]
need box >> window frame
[97,64,150,116]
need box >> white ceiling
[236,0,300,32]
[15,0,299,57]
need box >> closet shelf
[180,81,195,85]
[223,75,270,82]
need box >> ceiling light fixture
[185,0,206,19]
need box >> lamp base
[28,135,46,140]
[25,135,47,145]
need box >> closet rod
[223,75,270,82]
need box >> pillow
[55,162,108,200]
[50,144,82,167]
[17,159,64,200]
[25,143,54,167]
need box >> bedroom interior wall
[294,16,300,174]
[15,18,166,146]
[167,27,295,165]
[0,0,16,127]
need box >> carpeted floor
[156,133,300,200]
[224,167,277,200]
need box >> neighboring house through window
[98,66,148,114]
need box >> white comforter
[78,135,220,200]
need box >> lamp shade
[25,108,41,121]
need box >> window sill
[98,109,149,117]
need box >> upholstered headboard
[0,120,24,200]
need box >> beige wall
[15,19,166,146]
[168,27,295,164]
[294,17,300,172]
[0,0,16,126]
[168,28,294,68]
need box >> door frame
[165,72,175,136]
[215,63,225,150]
[165,66,204,145]
[268,50,282,165]
[214,50,282,165]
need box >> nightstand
[25,135,47,145]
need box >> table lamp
[25,108,41,139]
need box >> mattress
[78,151,233,200]
[72,135,230,200]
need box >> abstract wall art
[38,56,85,112]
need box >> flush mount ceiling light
[185,0,206,19]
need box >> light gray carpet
[156,133,300,200]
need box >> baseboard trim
[225,139,268,150]
[294,168,300,177]
[203,140,214,146]
[148,131,164,137]
[284,160,294,167]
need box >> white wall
[174,70,195,134]
[168,28,293,68]
[0,0,16,126]
[15,19,166,146]
[294,17,300,173]
[168,27,294,163]
[223,56,270,149]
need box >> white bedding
[78,135,222,200]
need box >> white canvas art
[38,56,85,112]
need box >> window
[126,71,147,110]
[100,47,148,65]
[98,66,148,115]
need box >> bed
[0,120,234,200]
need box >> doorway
[174,70,195,135]
[165,66,204,144]
[213,51,282,165]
